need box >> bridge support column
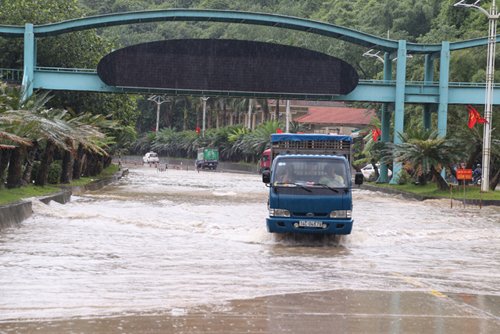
[377,52,392,183]
[21,23,35,102]
[390,40,407,184]
[423,54,434,130]
[438,42,450,137]
[438,42,450,180]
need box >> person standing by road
[473,164,482,185]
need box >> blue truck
[262,133,363,235]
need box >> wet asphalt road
[0,165,498,333]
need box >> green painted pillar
[21,23,35,102]
[438,41,450,137]
[438,42,450,180]
[423,54,434,130]
[377,52,392,183]
[389,40,407,184]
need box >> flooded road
[0,166,499,332]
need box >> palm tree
[231,121,280,162]
[62,113,110,183]
[130,132,156,155]
[389,128,465,191]
[0,90,109,187]
[0,102,56,188]
[0,84,33,188]
[0,130,32,188]
[72,113,115,180]
[355,117,386,177]
[288,121,306,134]
[256,98,270,123]
[0,146,14,188]
[228,98,248,126]
[226,125,251,162]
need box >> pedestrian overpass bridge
[1,9,500,104]
[0,9,498,182]
[0,67,498,106]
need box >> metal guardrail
[33,68,500,88]
[0,68,22,83]
[2,67,500,91]
[35,66,97,73]
[358,79,498,88]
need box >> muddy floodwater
[0,166,499,332]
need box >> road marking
[393,273,447,298]
[430,289,447,298]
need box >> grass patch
[0,164,120,206]
[0,184,61,205]
[369,182,500,201]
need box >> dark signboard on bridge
[96,39,359,96]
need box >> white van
[143,152,160,164]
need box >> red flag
[372,128,382,141]
[195,126,201,135]
[467,105,487,129]
[276,128,283,133]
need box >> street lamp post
[247,98,253,129]
[201,97,209,137]
[285,100,291,132]
[454,0,499,192]
[148,95,169,133]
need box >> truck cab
[259,148,271,174]
[262,133,363,235]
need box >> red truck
[259,149,271,174]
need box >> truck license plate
[298,220,323,228]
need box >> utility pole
[201,97,209,137]
[285,100,291,133]
[148,95,169,133]
[454,0,499,191]
[247,98,253,129]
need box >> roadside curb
[0,201,33,229]
[0,168,129,229]
[360,183,500,207]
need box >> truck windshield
[273,158,348,188]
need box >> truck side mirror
[354,172,364,185]
[262,170,271,184]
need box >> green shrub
[48,161,62,184]
[397,169,412,185]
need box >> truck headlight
[329,210,352,218]
[269,208,290,217]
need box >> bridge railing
[2,67,499,92]
[359,79,495,88]
[0,68,22,83]
[36,66,97,73]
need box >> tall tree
[389,128,465,191]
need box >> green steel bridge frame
[0,9,498,181]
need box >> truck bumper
[266,217,353,235]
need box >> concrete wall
[0,201,32,229]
